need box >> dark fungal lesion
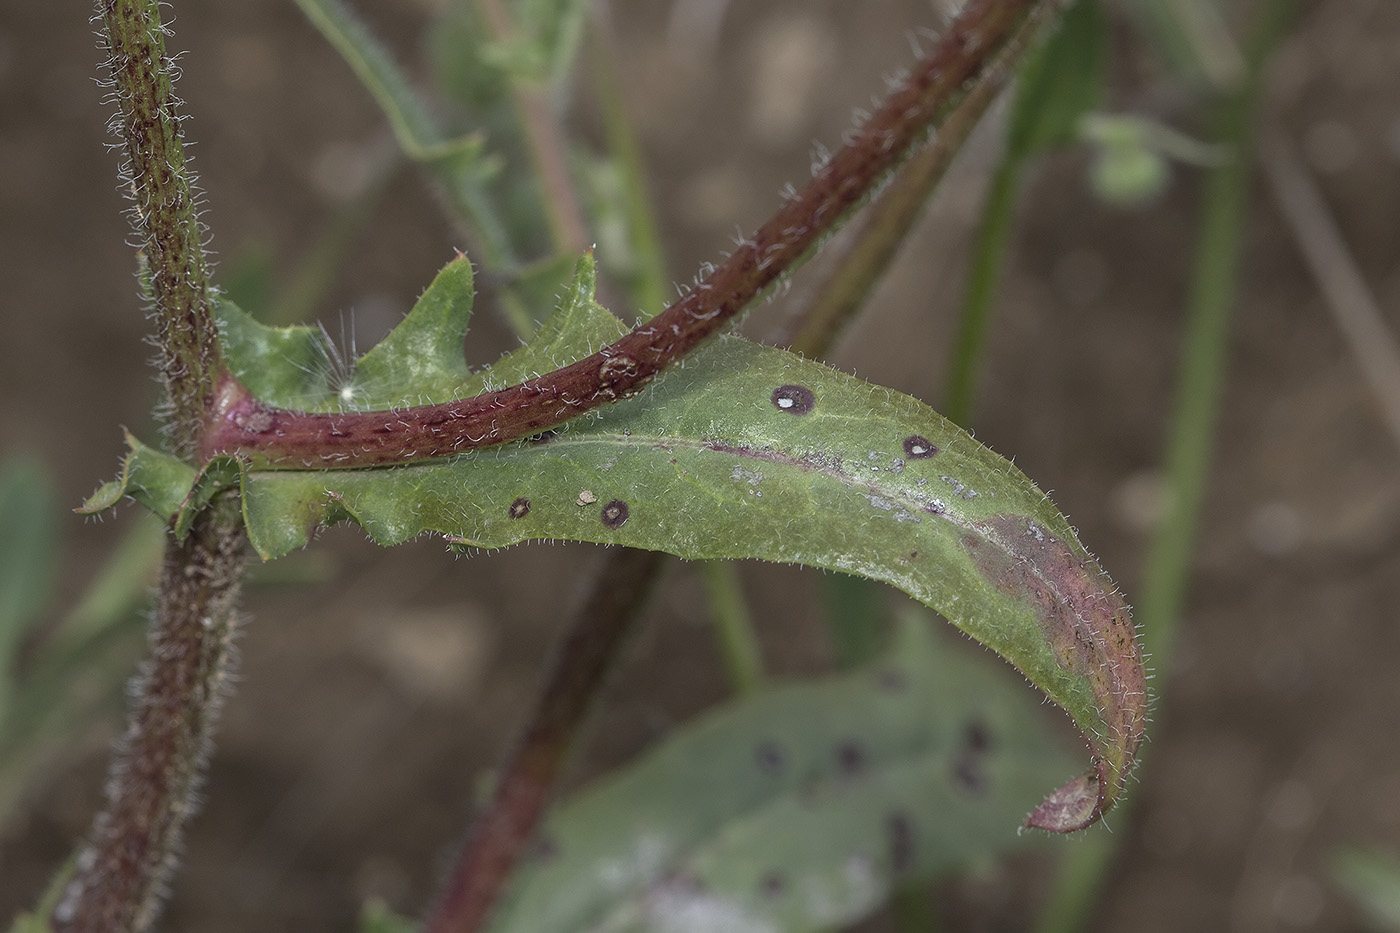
[754,740,784,775]
[951,719,994,796]
[770,384,815,414]
[903,435,938,458]
[508,497,531,519]
[600,499,629,528]
[886,811,916,875]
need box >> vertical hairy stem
[54,504,248,933]
[56,2,251,929]
[98,0,224,457]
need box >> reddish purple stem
[201,0,1046,471]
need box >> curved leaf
[92,253,1146,830]
[488,614,1079,933]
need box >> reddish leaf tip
[1024,761,1105,833]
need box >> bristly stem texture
[97,0,224,457]
[202,0,1055,470]
[55,2,249,930]
[54,503,247,933]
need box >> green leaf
[79,436,195,521]
[487,614,1079,933]
[1006,0,1106,162]
[1332,848,1400,930]
[358,899,418,933]
[95,252,1145,829]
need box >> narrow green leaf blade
[487,615,1080,933]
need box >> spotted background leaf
[486,613,1080,933]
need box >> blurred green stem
[1035,4,1296,931]
[475,0,589,255]
[943,152,1023,428]
[698,563,764,694]
[586,18,669,319]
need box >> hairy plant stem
[202,0,1054,470]
[54,504,248,933]
[55,2,250,930]
[96,0,225,458]
[770,35,1012,359]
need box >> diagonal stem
[201,0,1055,471]
[424,547,666,933]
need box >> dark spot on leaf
[887,812,915,875]
[760,872,786,898]
[952,719,994,796]
[508,497,530,519]
[530,834,558,861]
[528,429,558,445]
[836,740,867,776]
[601,499,629,528]
[903,435,939,458]
[771,384,815,414]
[964,719,993,753]
[875,668,907,691]
[954,758,989,796]
[755,740,784,774]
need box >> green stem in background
[819,573,889,670]
[586,18,670,319]
[1120,0,1245,90]
[1034,4,1296,931]
[475,0,590,256]
[698,562,764,695]
[942,152,1023,428]
[292,0,516,271]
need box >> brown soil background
[3,1,1399,930]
